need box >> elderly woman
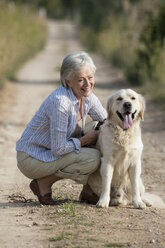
[16,51,107,205]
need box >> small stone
[151,210,157,214]
[150,239,155,243]
[26,224,32,227]
[32,222,38,226]
[29,209,34,214]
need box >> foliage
[6,0,79,18]
[4,0,165,105]
[127,6,165,85]
[0,2,46,87]
[77,0,165,105]
[79,0,123,32]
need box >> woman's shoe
[29,179,57,205]
[79,184,99,205]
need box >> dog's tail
[143,192,165,208]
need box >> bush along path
[0,3,46,89]
[0,20,164,248]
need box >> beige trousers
[17,122,100,185]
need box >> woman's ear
[138,94,145,120]
[65,79,70,87]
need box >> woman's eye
[117,97,123,101]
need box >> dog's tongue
[123,114,133,129]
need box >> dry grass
[0,2,46,88]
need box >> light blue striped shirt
[16,85,107,162]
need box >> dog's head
[107,89,145,130]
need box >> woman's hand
[79,130,100,147]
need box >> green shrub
[77,0,165,106]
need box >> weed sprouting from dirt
[87,237,98,241]
[62,201,76,217]
[48,233,65,241]
[86,221,95,226]
[44,200,77,220]
[41,226,53,231]
[105,243,125,247]
[48,232,75,242]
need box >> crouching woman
[16,51,106,205]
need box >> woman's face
[66,67,95,100]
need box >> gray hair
[60,51,96,88]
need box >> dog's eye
[131,97,136,100]
[117,97,123,101]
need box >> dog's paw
[96,197,110,208]
[133,200,146,209]
[110,198,119,206]
[142,199,152,207]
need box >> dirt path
[0,20,164,248]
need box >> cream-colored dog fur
[88,89,165,209]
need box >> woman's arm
[88,93,107,121]
[79,129,99,147]
[49,99,81,156]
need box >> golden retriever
[87,89,165,209]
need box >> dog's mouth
[116,110,137,130]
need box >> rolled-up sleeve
[49,99,81,157]
[88,93,107,121]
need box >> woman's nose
[84,78,90,86]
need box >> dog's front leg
[96,158,114,208]
[129,160,146,209]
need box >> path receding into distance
[0,20,164,248]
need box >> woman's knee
[80,148,101,173]
[87,147,100,160]
[55,148,101,184]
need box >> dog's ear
[138,94,145,120]
[106,95,114,120]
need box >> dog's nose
[123,101,132,111]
